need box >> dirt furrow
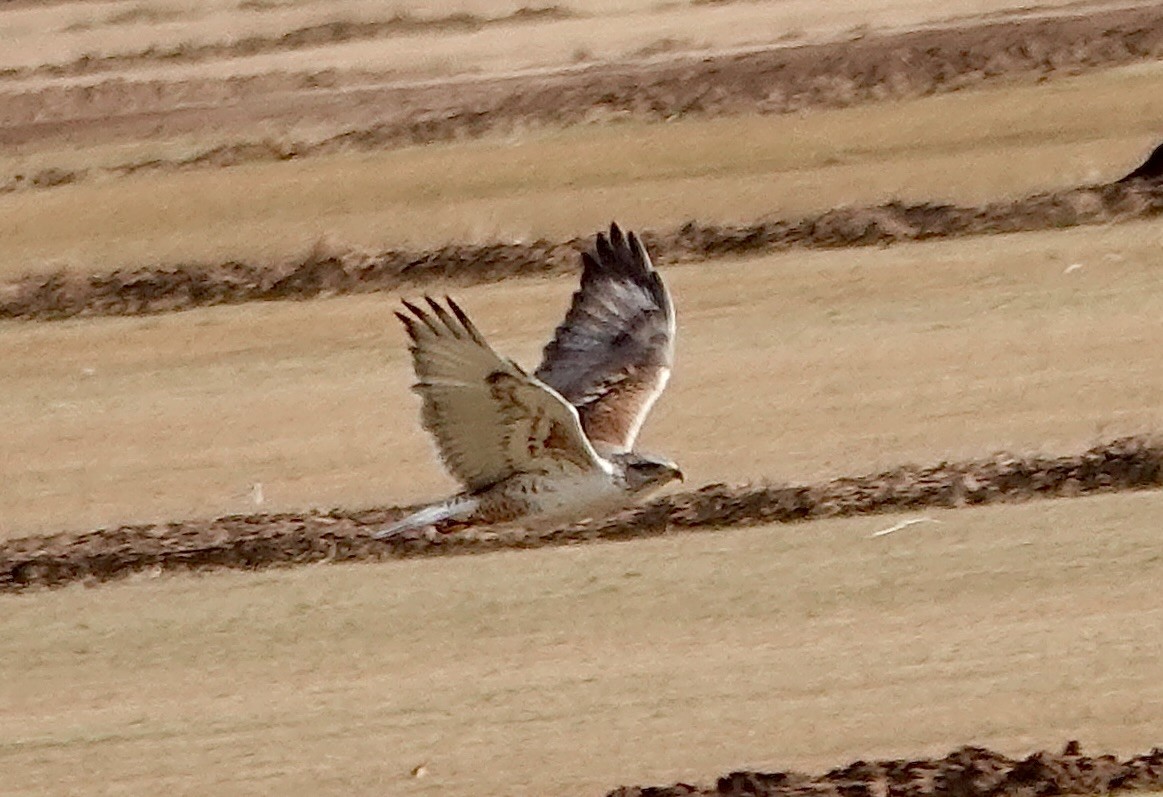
[3,174,1161,322]
[2,435,1158,592]
[2,5,1162,165]
[605,743,1163,797]
[1,6,573,82]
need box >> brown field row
[0,6,573,81]
[3,4,1162,168]
[2,5,574,80]
[6,65,1160,283]
[0,0,1126,84]
[610,744,1163,797]
[4,3,1161,792]
[3,435,1159,592]
[3,173,1160,321]
[3,492,1160,795]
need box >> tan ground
[1,66,1160,278]
[2,492,1160,796]
[2,0,1162,793]
[0,0,1126,83]
[4,218,1162,538]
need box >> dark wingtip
[594,227,615,264]
[446,296,470,325]
[394,310,417,338]
[628,230,651,269]
[608,221,625,247]
[445,296,485,344]
[585,221,651,279]
[400,297,441,334]
[579,250,601,280]
[423,295,462,338]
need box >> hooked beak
[672,466,685,483]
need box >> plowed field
[1,0,1161,795]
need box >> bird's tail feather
[373,496,478,540]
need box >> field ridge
[3,435,1158,592]
[8,6,573,81]
[3,175,1160,321]
[3,5,1162,166]
[605,743,1163,797]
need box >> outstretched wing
[535,222,675,453]
[397,297,608,492]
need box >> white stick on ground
[869,517,941,538]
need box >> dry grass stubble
[0,0,1119,80]
[0,493,1160,796]
[2,67,1161,278]
[3,219,1162,538]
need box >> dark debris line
[3,4,1163,189]
[2,178,1162,322]
[1,436,1159,592]
[604,743,1163,797]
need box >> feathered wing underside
[535,223,675,453]
[397,297,606,492]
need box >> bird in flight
[376,222,681,539]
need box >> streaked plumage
[375,222,681,539]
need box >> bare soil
[606,743,1163,797]
[3,435,1158,592]
[3,3,1161,793]
[5,491,1159,795]
[2,5,1162,178]
[3,176,1159,321]
[1,6,574,79]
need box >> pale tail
[373,496,479,540]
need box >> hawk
[375,222,681,539]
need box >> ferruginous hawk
[375,222,681,538]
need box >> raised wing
[535,223,675,453]
[397,297,608,492]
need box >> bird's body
[376,223,681,539]
[395,468,631,535]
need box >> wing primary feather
[608,221,626,252]
[579,252,603,286]
[395,311,418,339]
[446,297,487,345]
[628,230,651,271]
[425,296,461,339]
[595,230,616,270]
[401,299,441,335]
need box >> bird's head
[617,453,684,495]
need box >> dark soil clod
[606,745,1163,797]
